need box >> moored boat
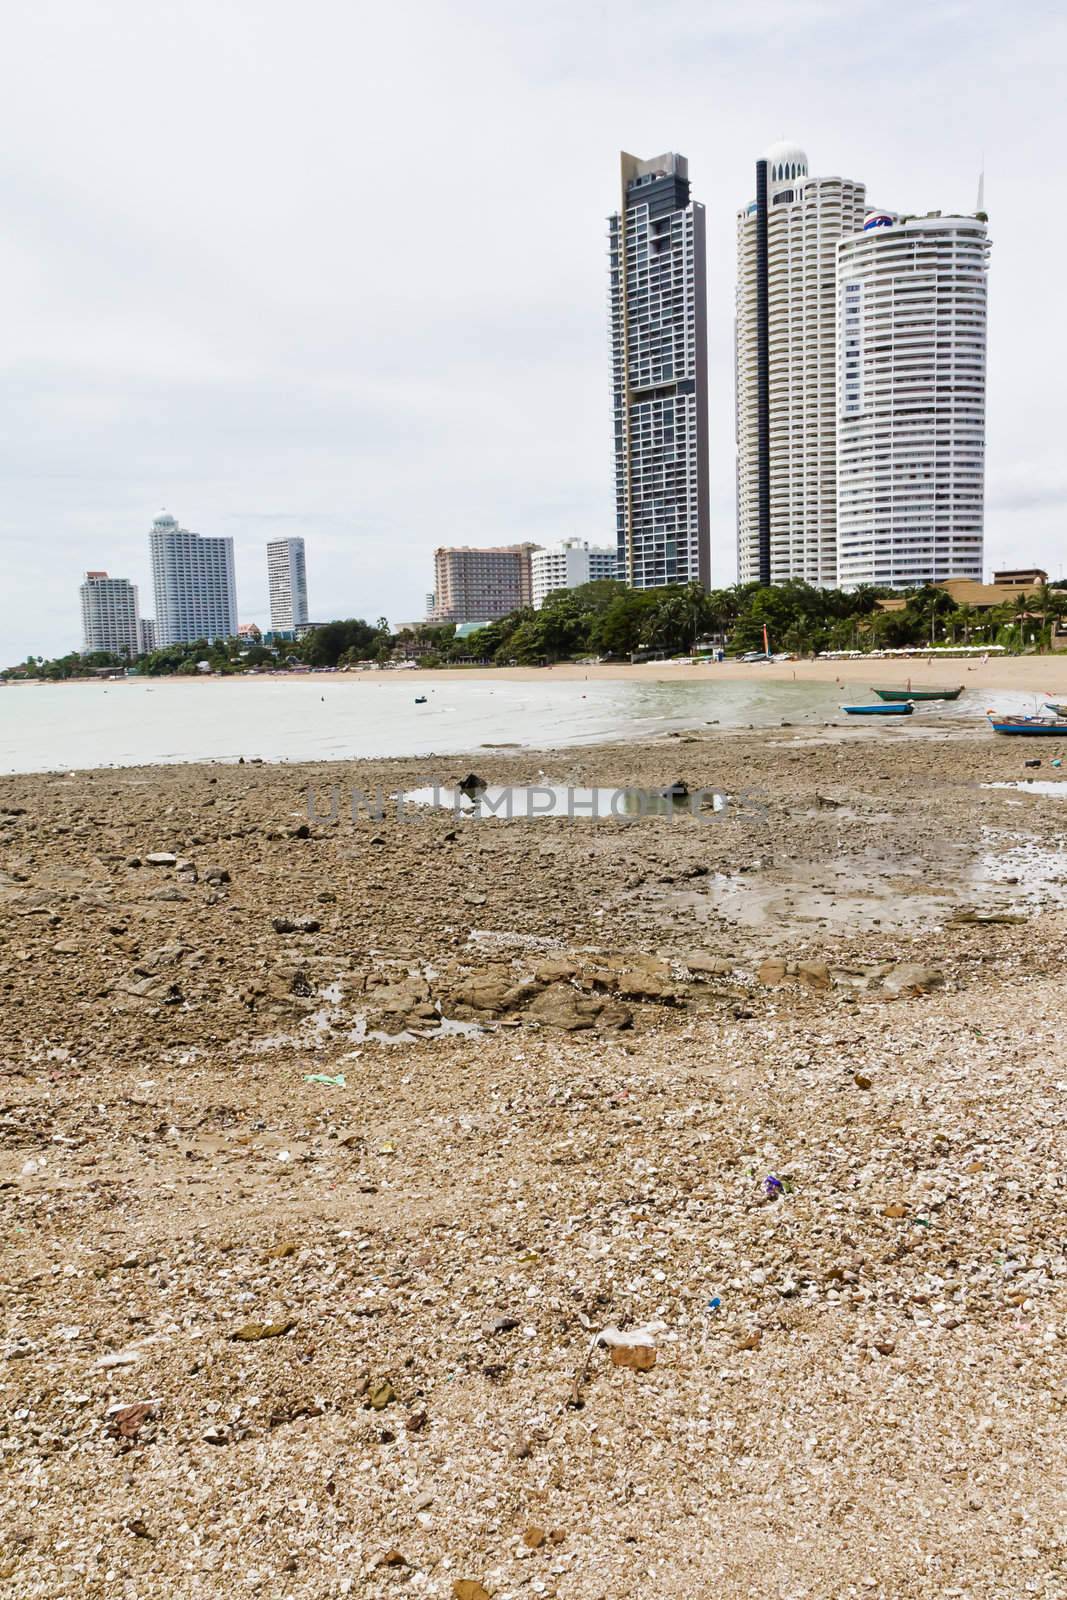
[988,715,1067,736]
[842,702,914,716]
[871,685,963,701]
[1044,703,1067,717]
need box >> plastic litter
[706,1296,722,1312]
[304,1073,345,1087]
[764,1174,784,1197]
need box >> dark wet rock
[271,916,321,934]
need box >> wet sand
[2,725,1065,1597]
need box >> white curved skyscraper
[736,143,867,586]
[836,213,991,588]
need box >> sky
[1,0,1065,662]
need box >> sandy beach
[2,725,1065,1597]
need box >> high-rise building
[80,572,141,657]
[736,142,867,586]
[429,544,539,624]
[266,538,309,631]
[149,513,238,645]
[138,618,157,655]
[531,539,616,608]
[836,212,991,588]
[609,151,710,590]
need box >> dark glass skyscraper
[609,151,710,589]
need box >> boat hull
[842,703,913,716]
[871,686,963,701]
[989,717,1067,736]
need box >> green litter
[304,1073,345,1087]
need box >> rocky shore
[2,726,1065,1598]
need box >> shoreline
[6,653,1067,692]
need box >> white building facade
[149,513,238,645]
[531,540,616,608]
[267,538,309,631]
[80,572,141,657]
[836,213,990,588]
[736,142,867,587]
[609,152,710,589]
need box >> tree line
[6,578,1067,679]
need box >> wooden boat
[842,702,914,716]
[871,685,963,702]
[988,715,1067,736]
[1044,703,1067,717]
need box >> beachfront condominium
[609,152,710,590]
[80,572,141,657]
[531,539,616,608]
[138,617,157,655]
[736,142,867,587]
[149,513,238,645]
[836,212,991,588]
[267,538,309,631]
[428,544,540,624]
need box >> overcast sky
[1,0,1065,661]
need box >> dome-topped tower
[763,140,809,189]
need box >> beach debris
[230,1317,298,1342]
[265,1242,297,1260]
[304,1072,346,1087]
[368,1380,396,1410]
[881,963,945,995]
[272,916,321,934]
[764,1174,784,1198]
[378,1549,407,1569]
[1024,759,1041,769]
[660,779,690,799]
[854,1072,873,1089]
[706,1296,722,1312]
[457,773,487,799]
[105,1400,159,1441]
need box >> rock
[204,867,230,885]
[882,964,944,995]
[797,960,830,990]
[533,958,578,982]
[853,1072,873,1090]
[522,1526,546,1549]
[614,969,678,1003]
[452,1583,491,1600]
[457,773,487,798]
[684,953,734,976]
[595,1001,633,1032]
[757,959,787,986]
[144,853,177,866]
[202,1425,228,1445]
[368,1381,396,1410]
[524,984,605,1032]
[271,916,321,934]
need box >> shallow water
[0,676,1023,773]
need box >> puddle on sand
[403,784,726,820]
[636,831,1067,943]
[982,781,1067,797]
[653,860,955,938]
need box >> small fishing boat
[842,702,914,716]
[871,685,963,702]
[414,695,428,704]
[1044,703,1067,717]
[988,715,1067,736]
